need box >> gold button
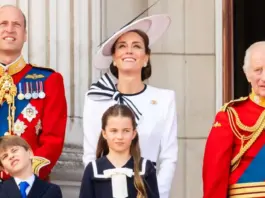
[151,100,157,104]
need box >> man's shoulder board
[220,96,248,112]
[30,63,55,72]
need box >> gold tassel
[0,73,17,135]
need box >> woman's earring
[143,63,147,67]
[113,62,116,66]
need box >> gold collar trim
[0,56,26,76]
[249,91,265,108]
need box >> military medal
[13,119,27,136]
[32,92,38,99]
[24,82,32,100]
[39,91,45,99]
[22,103,38,122]
[17,83,25,100]
[38,81,46,99]
[35,120,42,135]
[31,82,38,99]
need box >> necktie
[19,181,29,198]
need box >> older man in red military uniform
[0,5,67,180]
[203,41,265,198]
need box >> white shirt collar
[14,174,35,188]
[0,54,22,71]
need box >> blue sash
[0,67,53,136]
[238,145,265,183]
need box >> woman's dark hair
[109,29,152,81]
[96,104,147,198]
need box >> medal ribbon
[0,67,53,136]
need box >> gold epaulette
[220,96,248,112]
[32,156,51,176]
[31,63,55,72]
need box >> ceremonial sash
[229,145,265,197]
[238,145,265,183]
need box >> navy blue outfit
[0,176,62,198]
[79,156,160,198]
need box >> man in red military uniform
[203,41,265,198]
[0,5,67,181]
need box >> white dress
[82,73,178,198]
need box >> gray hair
[243,41,265,72]
[243,47,251,72]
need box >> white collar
[0,54,22,71]
[14,174,35,187]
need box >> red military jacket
[0,56,67,180]
[203,92,265,198]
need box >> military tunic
[203,92,265,198]
[0,56,67,180]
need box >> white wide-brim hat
[93,14,171,69]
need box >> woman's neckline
[116,84,147,96]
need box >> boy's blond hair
[0,135,31,167]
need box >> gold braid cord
[0,73,17,135]
[227,107,265,171]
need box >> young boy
[0,135,62,198]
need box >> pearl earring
[113,62,116,66]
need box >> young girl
[79,104,159,198]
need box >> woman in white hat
[83,14,177,198]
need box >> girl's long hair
[96,104,147,198]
